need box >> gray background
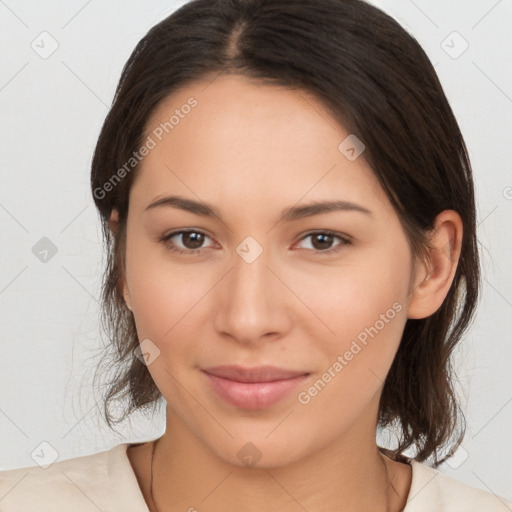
[0,0,511,502]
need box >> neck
[147,409,408,512]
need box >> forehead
[130,74,391,221]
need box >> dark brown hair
[90,0,480,467]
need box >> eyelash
[158,229,352,256]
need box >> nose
[213,241,292,346]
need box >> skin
[109,74,463,511]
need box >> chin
[202,429,314,470]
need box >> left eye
[294,231,350,253]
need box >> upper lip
[202,365,309,383]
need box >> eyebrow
[144,195,373,221]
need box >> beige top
[1,442,511,511]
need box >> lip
[201,365,310,410]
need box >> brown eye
[296,231,351,254]
[160,230,214,255]
[178,231,205,249]
[311,233,335,251]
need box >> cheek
[299,245,410,410]
[295,241,411,397]
[124,252,208,403]
[125,239,218,357]
[130,273,200,343]
[299,248,409,340]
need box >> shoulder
[0,443,149,511]
[404,460,512,512]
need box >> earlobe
[120,277,133,312]
[407,210,463,320]
[109,208,120,236]
[123,281,133,312]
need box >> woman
[1,0,510,510]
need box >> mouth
[201,365,310,410]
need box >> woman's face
[118,74,420,467]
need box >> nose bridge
[230,237,275,315]
[214,236,288,342]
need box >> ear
[407,210,463,320]
[123,284,133,312]
[109,208,120,236]
[108,208,133,312]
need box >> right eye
[159,230,216,255]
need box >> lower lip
[203,371,310,410]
